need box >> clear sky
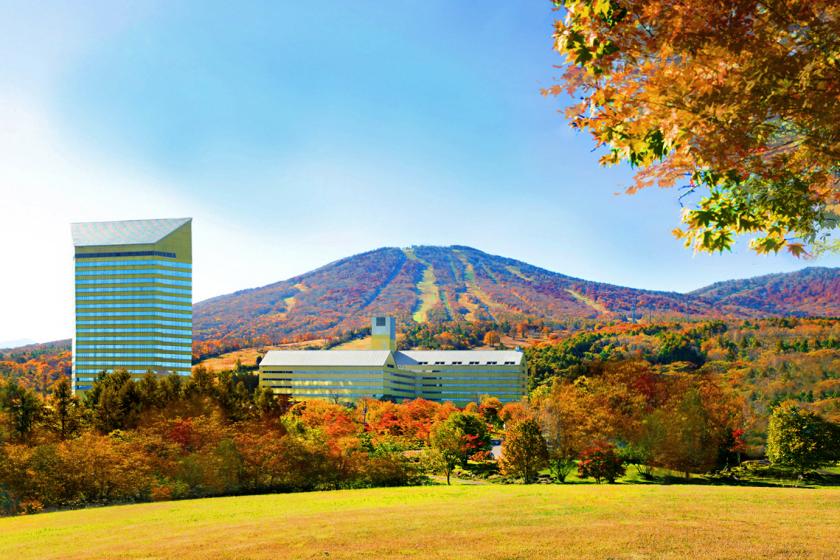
[0,1,837,344]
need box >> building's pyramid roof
[71,218,191,247]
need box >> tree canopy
[546,0,839,255]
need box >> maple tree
[499,418,549,483]
[577,441,626,483]
[533,382,590,482]
[547,0,840,255]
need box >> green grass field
[1,484,838,559]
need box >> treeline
[1,357,838,516]
[0,340,71,396]
[399,319,556,350]
[0,369,431,515]
[0,361,746,515]
[524,318,840,453]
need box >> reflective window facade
[72,218,192,393]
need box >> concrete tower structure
[370,315,396,351]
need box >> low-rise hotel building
[259,317,526,404]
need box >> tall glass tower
[71,218,192,393]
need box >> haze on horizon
[1,1,838,344]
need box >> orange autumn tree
[546,0,839,255]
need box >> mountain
[690,267,840,316]
[0,339,73,392]
[0,338,36,350]
[193,245,840,343]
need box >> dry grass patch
[0,485,838,559]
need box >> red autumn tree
[577,440,626,483]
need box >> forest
[0,316,838,515]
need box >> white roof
[71,218,191,247]
[394,350,523,366]
[260,350,392,367]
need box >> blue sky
[0,1,837,343]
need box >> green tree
[216,371,252,421]
[766,404,840,475]
[428,421,465,485]
[499,419,549,483]
[50,377,80,440]
[1,380,42,443]
[656,332,704,366]
[446,412,492,466]
[84,370,143,433]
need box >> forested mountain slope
[193,246,839,344]
[2,248,837,389]
[691,267,839,316]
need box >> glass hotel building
[71,218,192,392]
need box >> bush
[767,404,840,475]
[578,441,625,483]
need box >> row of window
[417,381,524,390]
[262,378,383,385]
[76,259,191,269]
[75,369,191,375]
[77,335,190,343]
[387,378,522,388]
[416,376,523,382]
[74,353,191,363]
[270,386,387,393]
[413,361,516,366]
[76,250,176,259]
[261,369,386,376]
[76,353,192,368]
[77,328,191,336]
[77,320,191,327]
[76,303,191,310]
[269,392,386,399]
[77,344,191,352]
[76,311,191,319]
[76,268,192,278]
[76,294,192,303]
[261,369,522,381]
[389,386,415,394]
[415,390,523,397]
[76,278,191,286]
[76,286,191,295]
[261,378,520,389]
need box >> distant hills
[0,338,36,351]
[192,246,839,343]
[690,267,839,316]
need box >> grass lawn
[1,484,838,559]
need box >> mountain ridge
[192,245,839,344]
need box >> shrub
[578,441,625,484]
[767,404,840,475]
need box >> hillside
[193,245,839,344]
[691,267,840,316]
[0,339,72,393]
[1,486,838,560]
